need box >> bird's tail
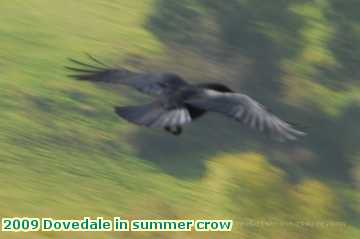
[114,103,192,129]
[114,104,162,127]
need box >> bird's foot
[164,126,182,136]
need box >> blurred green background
[0,0,359,238]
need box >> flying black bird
[66,55,305,141]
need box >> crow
[66,55,305,141]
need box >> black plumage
[66,55,305,141]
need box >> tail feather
[114,104,162,127]
[114,103,192,128]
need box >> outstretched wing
[66,55,188,96]
[114,102,192,128]
[186,90,305,141]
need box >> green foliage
[201,153,347,239]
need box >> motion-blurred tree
[145,0,360,235]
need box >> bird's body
[67,55,305,141]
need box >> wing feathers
[66,55,188,96]
[186,90,305,141]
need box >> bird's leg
[164,126,182,136]
[172,126,182,135]
[164,126,172,134]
